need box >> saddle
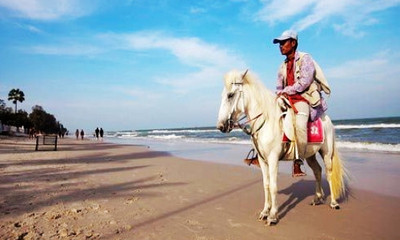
[282,117,324,143]
[277,96,324,161]
[279,96,324,144]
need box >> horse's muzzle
[217,123,227,133]
[217,119,234,133]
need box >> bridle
[226,70,264,135]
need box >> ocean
[103,117,400,164]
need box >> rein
[235,113,264,135]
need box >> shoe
[244,156,260,167]
[292,159,306,177]
[294,159,304,165]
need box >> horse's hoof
[310,198,324,206]
[265,218,278,226]
[258,213,268,221]
[258,210,269,221]
[330,203,340,210]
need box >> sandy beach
[0,137,399,240]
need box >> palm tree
[8,88,25,113]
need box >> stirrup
[294,158,304,166]
[244,149,259,167]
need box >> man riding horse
[274,30,330,176]
[218,31,344,224]
[246,30,331,177]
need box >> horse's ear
[241,69,249,83]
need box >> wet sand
[0,137,399,239]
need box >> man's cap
[273,30,298,44]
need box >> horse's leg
[266,154,279,225]
[320,149,340,209]
[258,157,271,221]
[319,116,345,209]
[305,154,325,205]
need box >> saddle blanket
[283,118,324,143]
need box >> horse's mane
[224,69,279,120]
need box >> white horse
[217,69,346,225]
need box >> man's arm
[279,54,315,95]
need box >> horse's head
[217,69,248,133]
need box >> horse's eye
[227,92,235,99]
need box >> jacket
[277,51,330,107]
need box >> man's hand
[276,90,288,98]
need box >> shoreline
[1,137,399,239]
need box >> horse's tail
[330,141,347,200]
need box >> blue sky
[1,0,399,132]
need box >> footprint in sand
[125,196,140,204]
[227,219,243,228]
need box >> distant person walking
[80,129,85,140]
[29,128,36,139]
[75,129,79,140]
[95,127,100,140]
[100,128,104,140]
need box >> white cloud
[190,7,206,14]
[256,0,317,25]
[0,0,95,20]
[155,67,222,94]
[105,31,245,69]
[256,0,400,36]
[325,51,400,82]
[15,23,42,33]
[332,23,365,38]
[325,51,400,119]
[22,31,246,95]
[99,31,246,93]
